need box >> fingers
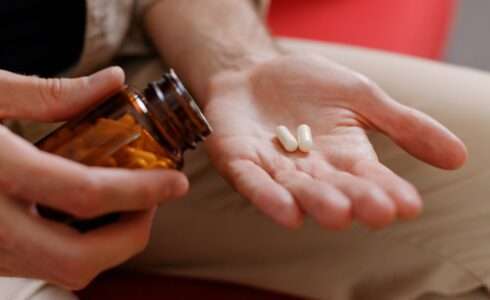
[0,127,188,219]
[32,167,188,219]
[227,160,303,229]
[0,67,125,121]
[314,169,396,229]
[1,196,156,290]
[353,82,467,170]
[66,209,157,288]
[226,158,399,229]
[274,170,352,230]
[352,160,422,220]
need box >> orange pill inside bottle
[36,69,212,231]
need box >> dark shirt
[0,0,86,77]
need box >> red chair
[268,0,456,59]
[77,271,301,300]
[79,1,456,298]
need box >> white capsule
[297,124,314,153]
[275,125,298,152]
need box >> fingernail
[165,173,189,199]
[89,67,125,87]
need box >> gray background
[446,0,490,70]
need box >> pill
[297,124,314,153]
[118,114,136,126]
[128,157,148,169]
[125,147,157,163]
[148,159,173,169]
[275,125,298,152]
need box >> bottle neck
[142,70,212,154]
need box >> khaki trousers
[3,39,490,300]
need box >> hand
[204,54,467,230]
[0,68,189,289]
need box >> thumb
[0,66,125,121]
[357,85,468,170]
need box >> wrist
[190,46,282,106]
[144,0,281,106]
[219,49,279,73]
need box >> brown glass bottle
[36,69,211,231]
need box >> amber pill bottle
[36,69,212,231]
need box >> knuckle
[70,176,104,218]
[35,77,65,119]
[349,72,378,97]
[365,185,384,200]
[354,72,373,87]
[356,180,382,199]
[39,78,65,103]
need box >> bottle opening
[143,69,212,152]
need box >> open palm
[204,55,467,229]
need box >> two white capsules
[275,124,313,153]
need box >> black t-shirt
[0,0,86,77]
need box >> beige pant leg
[124,40,490,300]
[420,289,489,300]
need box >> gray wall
[445,0,490,71]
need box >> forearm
[144,0,279,103]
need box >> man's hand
[203,55,467,229]
[0,68,189,289]
[144,0,466,229]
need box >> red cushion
[77,271,300,300]
[268,0,456,59]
